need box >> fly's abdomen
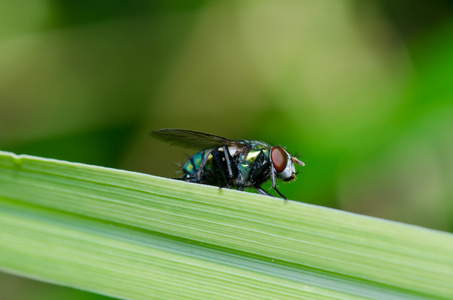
[182,149,213,178]
[182,148,232,187]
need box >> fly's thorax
[235,145,271,183]
[226,146,239,157]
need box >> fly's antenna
[291,156,305,167]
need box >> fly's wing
[150,128,246,150]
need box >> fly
[150,128,305,199]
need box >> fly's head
[270,146,305,181]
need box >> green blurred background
[1,1,453,299]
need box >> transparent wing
[150,128,246,150]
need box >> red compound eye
[271,147,288,173]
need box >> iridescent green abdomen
[182,149,212,175]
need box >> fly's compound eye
[271,146,288,173]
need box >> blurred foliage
[0,1,452,298]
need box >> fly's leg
[271,165,287,200]
[194,149,212,179]
[249,151,286,199]
[273,187,286,200]
[211,148,235,188]
[222,146,234,180]
[254,186,272,196]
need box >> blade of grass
[0,150,452,299]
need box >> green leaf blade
[0,150,452,299]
